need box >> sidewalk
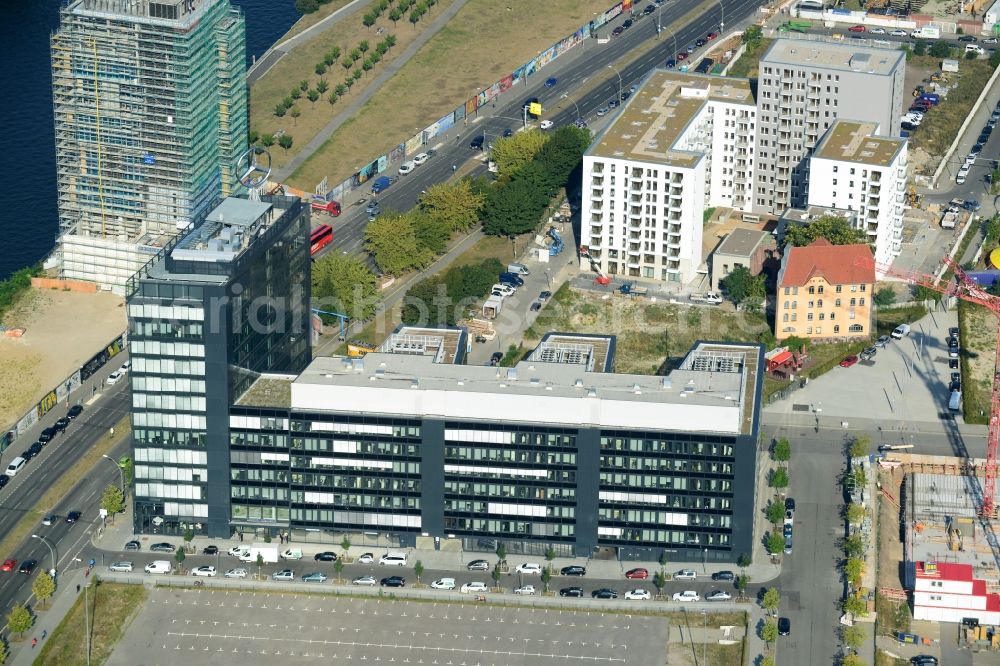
[10,568,88,666]
[95,500,782,584]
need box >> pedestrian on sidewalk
[42,630,47,640]
[76,584,81,594]
[31,637,37,649]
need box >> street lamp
[607,64,623,105]
[103,454,125,497]
[560,93,580,120]
[663,25,679,65]
[32,534,57,578]
[718,0,725,32]
[702,610,708,666]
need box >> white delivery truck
[911,25,940,39]
[240,544,279,563]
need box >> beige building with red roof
[775,238,874,342]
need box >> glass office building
[126,196,311,537]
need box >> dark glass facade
[127,196,311,538]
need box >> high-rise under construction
[51,0,247,291]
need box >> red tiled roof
[915,560,974,581]
[779,238,874,288]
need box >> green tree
[274,103,287,118]
[414,560,424,584]
[874,287,896,307]
[966,50,979,60]
[385,34,397,48]
[419,180,484,232]
[412,212,450,254]
[843,594,868,616]
[0,638,8,664]
[278,134,294,152]
[773,437,791,462]
[762,587,781,614]
[359,40,370,53]
[5,604,32,639]
[323,51,336,66]
[409,9,421,25]
[341,535,352,556]
[544,546,556,569]
[496,543,507,563]
[658,551,670,569]
[315,62,327,75]
[721,266,766,311]
[783,215,867,247]
[540,567,552,593]
[342,56,353,70]
[842,655,868,666]
[845,557,865,587]
[847,503,866,527]
[290,87,302,100]
[307,89,320,104]
[312,251,380,321]
[737,553,750,572]
[334,559,345,582]
[491,567,502,589]
[350,47,362,62]
[295,0,319,13]
[256,553,264,579]
[290,107,301,124]
[364,213,430,276]
[928,41,951,58]
[174,548,186,571]
[761,618,778,646]
[260,133,275,148]
[316,79,329,94]
[335,83,348,98]
[769,467,789,489]
[913,284,942,302]
[490,129,550,177]
[766,500,785,524]
[282,95,295,109]
[766,531,785,555]
[362,58,374,74]
[913,40,927,56]
[389,7,402,23]
[843,534,865,558]
[101,484,126,523]
[353,68,363,82]
[736,575,749,594]
[842,624,865,650]
[482,178,548,236]
[248,129,259,145]
[299,79,309,91]
[850,435,871,458]
[328,91,339,105]
[363,11,376,28]
[32,572,56,609]
[653,571,667,598]
[742,25,763,51]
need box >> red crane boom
[864,256,998,517]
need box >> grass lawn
[250,1,442,176]
[874,304,928,337]
[288,0,611,189]
[909,55,996,173]
[959,300,993,424]
[724,38,772,79]
[524,287,771,375]
[37,582,148,666]
[875,650,908,666]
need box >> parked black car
[560,565,587,576]
[67,405,83,419]
[711,570,736,582]
[559,586,584,597]
[592,588,618,599]
[380,575,405,587]
[314,551,338,562]
[38,427,57,443]
[778,617,791,635]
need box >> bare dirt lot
[0,288,125,426]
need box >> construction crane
[865,254,1000,568]
[870,255,997,514]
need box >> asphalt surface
[0,381,130,621]
[108,588,669,665]
[315,0,769,260]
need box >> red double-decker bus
[310,224,334,256]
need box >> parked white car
[412,152,429,166]
[707,590,733,601]
[539,120,554,129]
[515,562,542,574]
[431,577,456,590]
[227,546,249,558]
[224,568,248,579]
[272,569,295,581]
[108,561,133,573]
[673,590,701,602]
[625,588,651,600]
[353,575,377,586]
[398,161,415,175]
[191,565,216,577]
[106,369,125,385]
[513,585,537,595]
[674,569,697,580]
[461,581,489,594]
[357,553,375,564]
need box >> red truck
[310,199,341,216]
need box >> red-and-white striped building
[907,561,1000,624]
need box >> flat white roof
[290,342,760,435]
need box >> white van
[379,551,408,566]
[949,389,962,411]
[507,263,530,276]
[5,457,26,477]
[890,324,910,339]
[144,560,172,574]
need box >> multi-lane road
[315,0,770,259]
[0,381,130,620]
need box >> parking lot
[767,309,961,427]
[107,587,668,665]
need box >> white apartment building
[753,39,905,215]
[807,120,907,273]
[580,71,756,285]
